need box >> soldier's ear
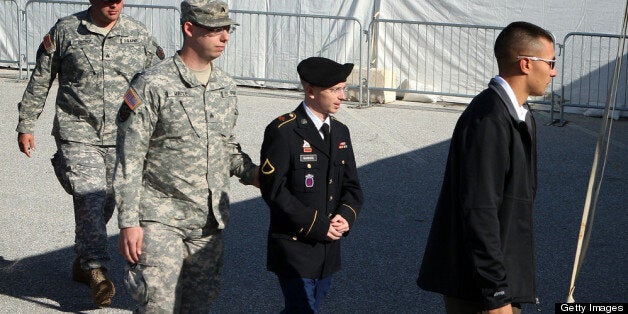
[182,21,195,39]
[306,85,316,99]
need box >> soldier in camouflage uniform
[114,0,258,312]
[16,0,163,308]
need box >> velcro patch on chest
[120,37,140,44]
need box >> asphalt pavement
[0,69,626,313]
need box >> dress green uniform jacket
[17,10,162,145]
[260,104,363,278]
[114,54,256,231]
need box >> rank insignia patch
[261,158,275,175]
[124,88,142,110]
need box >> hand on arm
[119,227,144,263]
[251,166,260,188]
[17,133,35,158]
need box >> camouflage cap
[181,0,239,28]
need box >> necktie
[320,123,330,147]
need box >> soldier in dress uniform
[16,0,163,307]
[259,57,364,313]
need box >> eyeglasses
[326,86,349,95]
[192,23,235,35]
[517,56,556,69]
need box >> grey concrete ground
[0,70,626,313]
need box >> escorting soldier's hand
[119,227,144,263]
[18,133,35,157]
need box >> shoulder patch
[43,33,55,53]
[124,88,142,110]
[156,45,165,60]
[277,112,296,128]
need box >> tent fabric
[1,1,625,112]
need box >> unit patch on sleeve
[124,88,142,110]
[43,33,55,53]
[156,45,165,60]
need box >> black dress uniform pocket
[292,156,320,193]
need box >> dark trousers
[444,296,522,314]
[277,276,332,314]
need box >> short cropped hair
[494,21,554,71]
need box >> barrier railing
[214,10,364,102]
[9,2,624,123]
[0,0,22,79]
[558,32,628,124]
[365,19,557,110]
[24,0,181,77]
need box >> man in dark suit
[259,57,363,313]
[417,22,557,314]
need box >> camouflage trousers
[131,221,224,313]
[52,139,116,270]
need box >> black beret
[297,57,354,88]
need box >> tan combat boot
[88,267,115,307]
[71,258,115,307]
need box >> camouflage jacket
[114,53,257,230]
[16,9,162,145]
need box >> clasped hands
[326,214,349,241]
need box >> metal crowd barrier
[0,0,22,79]
[24,0,181,77]
[11,2,626,123]
[365,20,557,110]
[214,10,364,102]
[366,20,503,106]
[558,32,628,124]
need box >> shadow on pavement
[0,115,626,312]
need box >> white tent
[1,0,625,111]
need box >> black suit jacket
[260,103,363,278]
[417,79,538,309]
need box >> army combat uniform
[114,53,257,312]
[16,10,162,272]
